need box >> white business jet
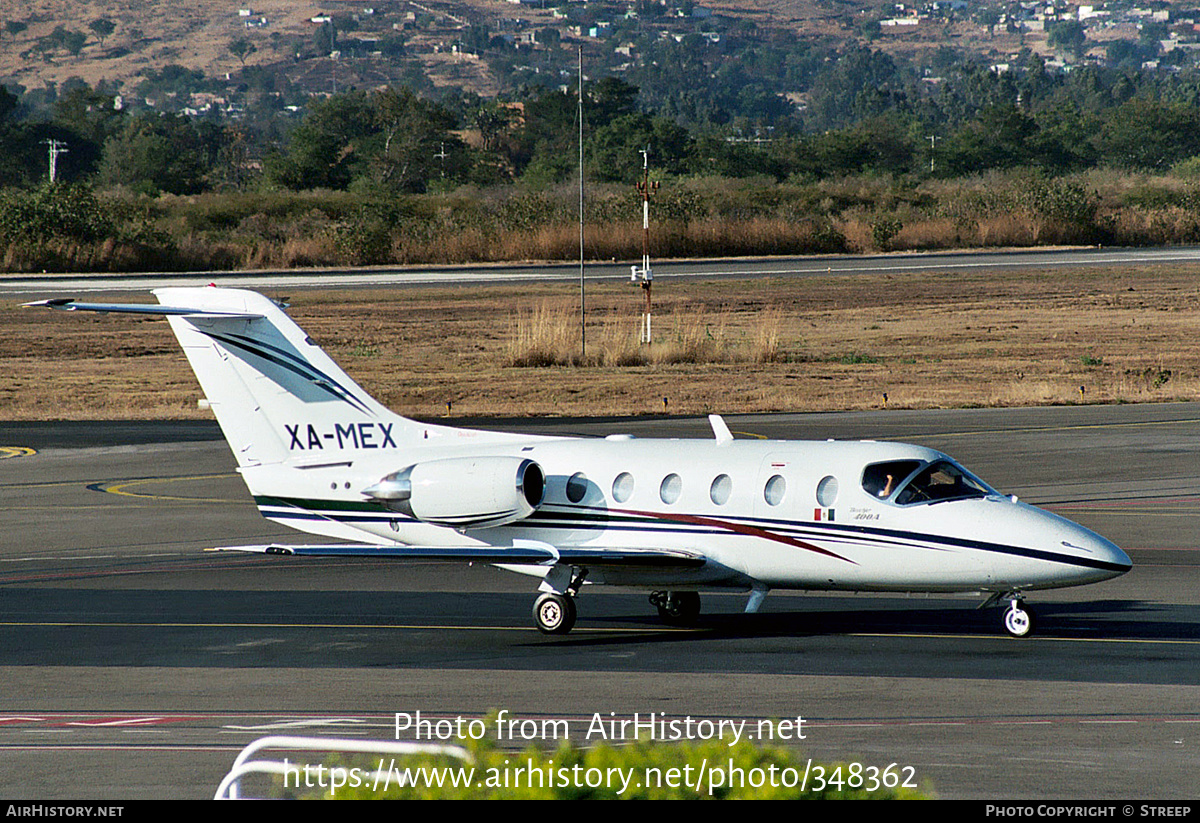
[27,287,1131,637]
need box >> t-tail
[30,287,441,468]
[155,287,422,469]
[26,287,530,471]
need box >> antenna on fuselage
[709,414,733,445]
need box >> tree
[63,30,86,56]
[942,104,1040,174]
[99,113,212,195]
[1048,21,1087,60]
[586,77,639,129]
[973,7,1001,39]
[265,91,375,190]
[473,101,514,153]
[229,38,257,67]
[88,18,115,47]
[313,21,337,55]
[515,88,578,181]
[371,87,463,191]
[263,88,466,192]
[586,112,694,182]
[52,82,125,176]
[1096,100,1200,170]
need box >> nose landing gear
[982,592,1036,637]
[1002,598,1034,638]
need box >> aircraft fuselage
[246,434,1131,597]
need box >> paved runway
[1,407,1197,799]
[4,245,1200,295]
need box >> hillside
[1,0,1056,103]
[1,0,544,98]
[3,1,316,92]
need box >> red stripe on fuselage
[610,507,857,565]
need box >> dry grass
[5,264,1200,420]
[507,302,745,368]
[507,302,585,367]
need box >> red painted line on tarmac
[66,716,201,727]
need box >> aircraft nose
[1056,518,1132,581]
[1102,538,1132,573]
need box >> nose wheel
[1002,599,1034,638]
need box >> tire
[533,593,576,634]
[1003,603,1034,638]
[656,591,701,625]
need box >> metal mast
[578,45,586,362]
[44,139,68,182]
[631,148,657,344]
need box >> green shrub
[0,183,114,243]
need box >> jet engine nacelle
[363,456,545,529]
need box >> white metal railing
[214,735,474,800]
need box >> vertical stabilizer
[152,288,415,468]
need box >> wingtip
[22,298,75,309]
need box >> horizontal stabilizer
[23,298,263,319]
[209,543,706,569]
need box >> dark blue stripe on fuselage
[257,497,1130,574]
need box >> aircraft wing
[209,543,706,569]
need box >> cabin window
[764,474,786,506]
[660,473,682,505]
[894,460,992,506]
[612,472,634,503]
[816,475,839,507]
[710,474,732,505]
[861,460,922,500]
[566,472,588,504]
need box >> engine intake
[363,456,545,529]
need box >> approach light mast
[631,147,658,344]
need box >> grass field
[3,263,1200,421]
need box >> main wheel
[652,591,701,625]
[1003,602,1034,638]
[533,592,576,635]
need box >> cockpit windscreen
[861,460,922,499]
[893,460,994,505]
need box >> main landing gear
[533,589,703,634]
[650,591,701,625]
[533,592,576,635]
[532,566,587,635]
